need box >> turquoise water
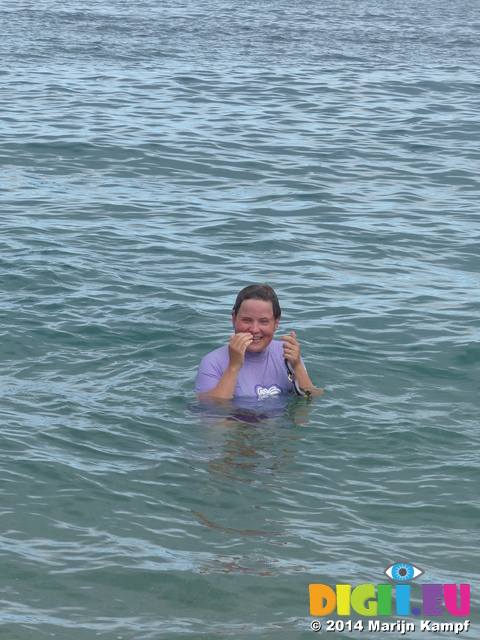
[1,1,479,638]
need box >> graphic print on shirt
[255,384,283,398]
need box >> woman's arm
[196,332,252,400]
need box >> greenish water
[1,0,479,638]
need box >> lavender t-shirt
[195,340,297,398]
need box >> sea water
[1,0,479,638]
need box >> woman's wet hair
[232,284,281,320]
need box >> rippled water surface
[1,0,479,638]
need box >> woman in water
[195,284,322,399]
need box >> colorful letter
[351,584,377,616]
[377,584,392,615]
[309,584,336,616]
[422,584,443,616]
[336,584,351,615]
[395,584,411,615]
[444,584,470,616]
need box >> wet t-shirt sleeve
[194,346,229,393]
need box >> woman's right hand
[228,332,253,369]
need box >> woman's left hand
[280,331,302,369]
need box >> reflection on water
[190,395,314,481]
[189,397,315,561]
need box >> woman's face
[231,298,280,353]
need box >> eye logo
[384,562,424,582]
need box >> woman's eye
[384,563,424,582]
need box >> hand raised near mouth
[228,332,253,369]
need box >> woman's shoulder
[268,340,285,358]
[200,344,229,365]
